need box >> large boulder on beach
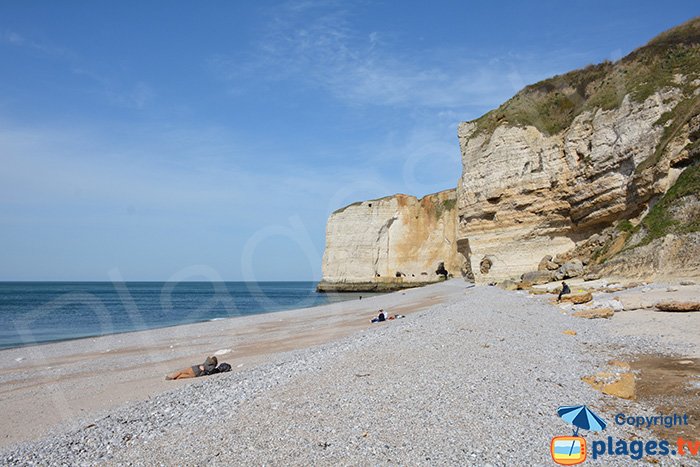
[521,270,555,286]
[559,292,593,304]
[537,255,559,271]
[497,280,519,291]
[655,301,700,312]
[554,259,584,280]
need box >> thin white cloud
[3,30,25,45]
[208,2,586,111]
[73,66,155,109]
[2,29,75,59]
[2,29,154,109]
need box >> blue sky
[1,1,698,281]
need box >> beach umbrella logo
[551,405,607,465]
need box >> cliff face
[591,162,700,280]
[457,91,686,282]
[319,18,700,289]
[457,17,700,283]
[317,190,467,291]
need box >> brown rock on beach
[521,270,555,286]
[655,301,700,312]
[572,307,614,319]
[558,292,593,304]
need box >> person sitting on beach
[558,281,571,301]
[165,356,225,380]
[371,309,388,323]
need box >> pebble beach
[2,280,700,466]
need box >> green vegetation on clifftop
[433,197,457,220]
[471,17,700,138]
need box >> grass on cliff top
[471,17,700,138]
[634,162,700,246]
[331,190,457,216]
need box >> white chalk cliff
[317,190,466,291]
[319,18,700,289]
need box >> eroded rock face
[317,190,468,291]
[457,91,684,283]
[595,233,700,281]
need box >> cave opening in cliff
[457,238,475,282]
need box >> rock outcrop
[591,162,700,281]
[319,18,700,290]
[456,18,700,283]
[656,301,700,312]
[317,190,468,292]
[573,307,615,319]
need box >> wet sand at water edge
[0,281,463,448]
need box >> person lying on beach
[558,281,571,301]
[165,356,232,380]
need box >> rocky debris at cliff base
[537,255,559,271]
[521,257,587,288]
[496,280,519,291]
[554,259,584,281]
[573,307,615,319]
[520,270,556,286]
[591,299,624,312]
[613,283,700,310]
[655,301,700,312]
[558,298,624,317]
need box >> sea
[0,282,371,350]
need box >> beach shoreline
[2,279,700,465]
[0,279,465,449]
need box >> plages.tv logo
[551,405,607,465]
